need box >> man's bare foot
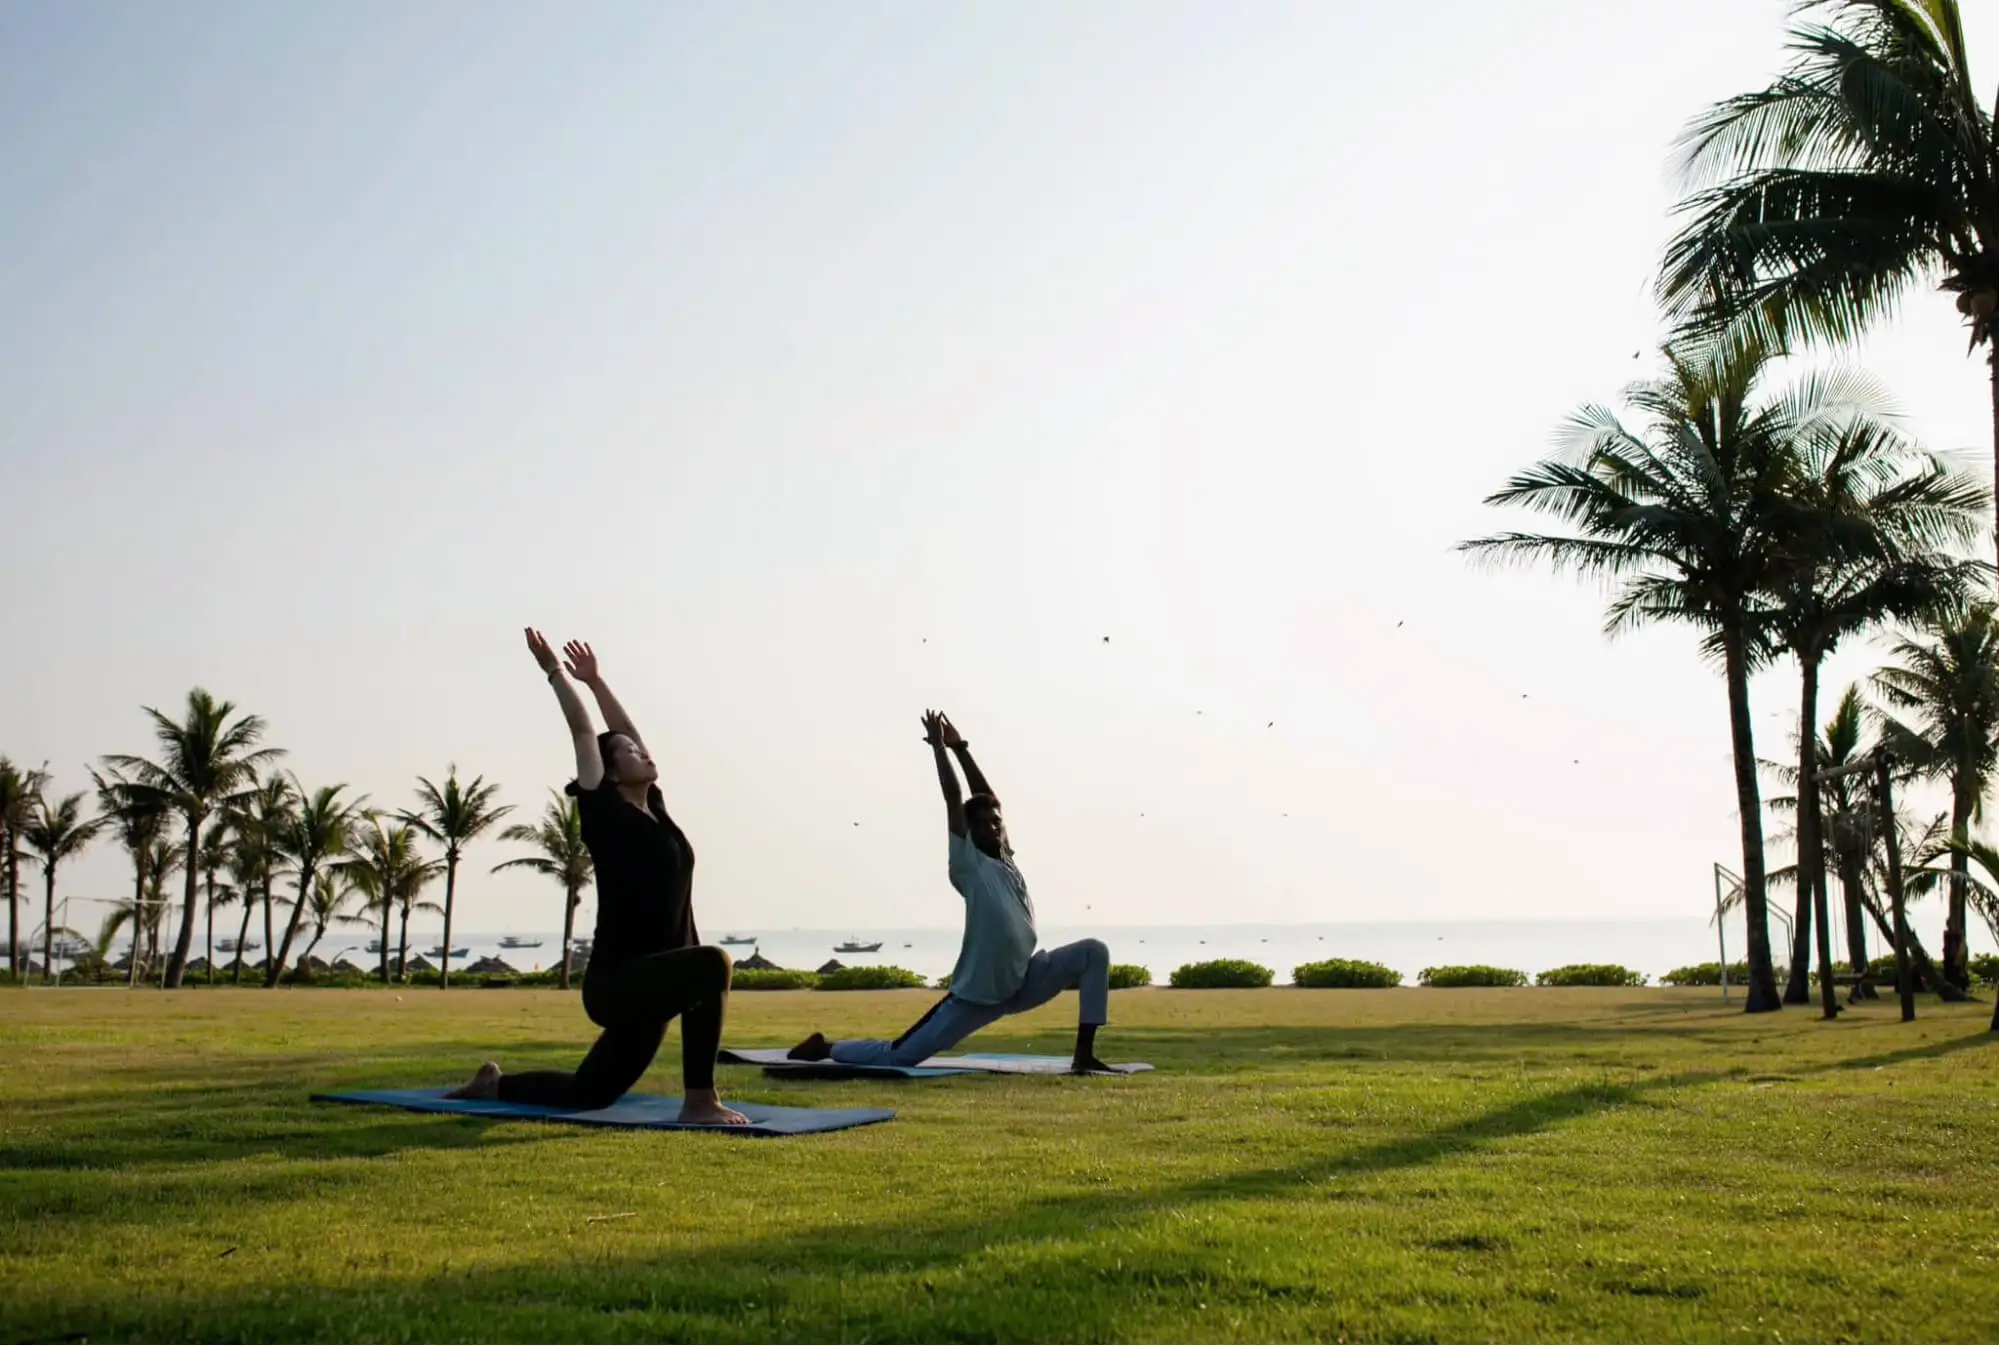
[788,1031,832,1061]
[677,1087,751,1125]
[444,1061,501,1099]
[1070,1055,1116,1075]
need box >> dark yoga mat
[718,1048,1152,1078]
[313,1088,895,1136]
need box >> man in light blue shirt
[789,711,1115,1073]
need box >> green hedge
[732,968,820,991]
[1535,963,1647,987]
[817,965,928,991]
[1971,953,1999,986]
[1292,958,1401,988]
[1108,963,1152,989]
[1419,964,1528,988]
[1659,961,1753,987]
[1169,959,1273,989]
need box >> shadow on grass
[6,1071,1694,1343]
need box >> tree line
[1466,0,1999,1025]
[0,691,595,990]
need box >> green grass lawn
[2,985,1997,1343]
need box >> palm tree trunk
[1989,343,1997,575]
[560,885,578,992]
[1944,784,1973,992]
[1838,848,1875,997]
[5,826,18,978]
[40,863,57,985]
[1784,664,1819,1005]
[262,877,274,977]
[204,869,216,986]
[396,901,411,981]
[439,854,458,990]
[1795,655,1839,1019]
[231,896,253,983]
[163,813,201,988]
[270,863,314,989]
[127,854,146,988]
[1723,629,1782,1011]
[379,899,392,984]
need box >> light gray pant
[828,938,1110,1067]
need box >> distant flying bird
[1102,636,1110,643]
[1397,621,1404,628]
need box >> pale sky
[3,1,1995,941]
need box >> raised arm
[526,628,603,789]
[922,710,966,836]
[560,640,647,752]
[938,714,993,798]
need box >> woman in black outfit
[446,629,748,1125]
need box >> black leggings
[497,945,732,1109]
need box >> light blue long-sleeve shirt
[944,830,1037,1005]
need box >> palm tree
[196,821,233,985]
[1659,0,1999,565]
[1913,836,1999,1030]
[0,758,47,978]
[242,774,296,969]
[21,792,106,983]
[494,792,593,991]
[268,782,362,986]
[400,768,511,989]
[336,816,442,983]
[89,768,170,986]
[1871,605,1999,990]
[1759,402,1987,1011]
[1802,687,1883,982]
[298,870,368,970]
[224,829,261,984]
[1462,335,1836,1012]
[137,837,184,983]
[104,690,281,987]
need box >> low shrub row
[1659,961,1753,987]
[1535,963,1647,987]
[1169,959,1273,988]
[1418,965,1529,988]
[1293,958,1401,988]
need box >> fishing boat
[365,939,384,954]
[718,934,757,945]
[497,935,543,950]
[218,938,260,954]
[426,946,469,959]
[834,938,883,953]
[50,937,90,959]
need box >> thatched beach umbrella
[816,959,846,976]
[739,950,781,971]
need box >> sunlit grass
[2,986,1996,1342]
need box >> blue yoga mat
[313,1088,895,1136]
[718,1048,1151,1078]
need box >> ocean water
[338,912,1991,985]
[68,908,1990,983]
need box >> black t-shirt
[567,779,698,981]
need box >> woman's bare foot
[444,1061,501,1099]
[677,1087,750,1125]
[787,1031,832,1061]
[1070,1054,1116,1075]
